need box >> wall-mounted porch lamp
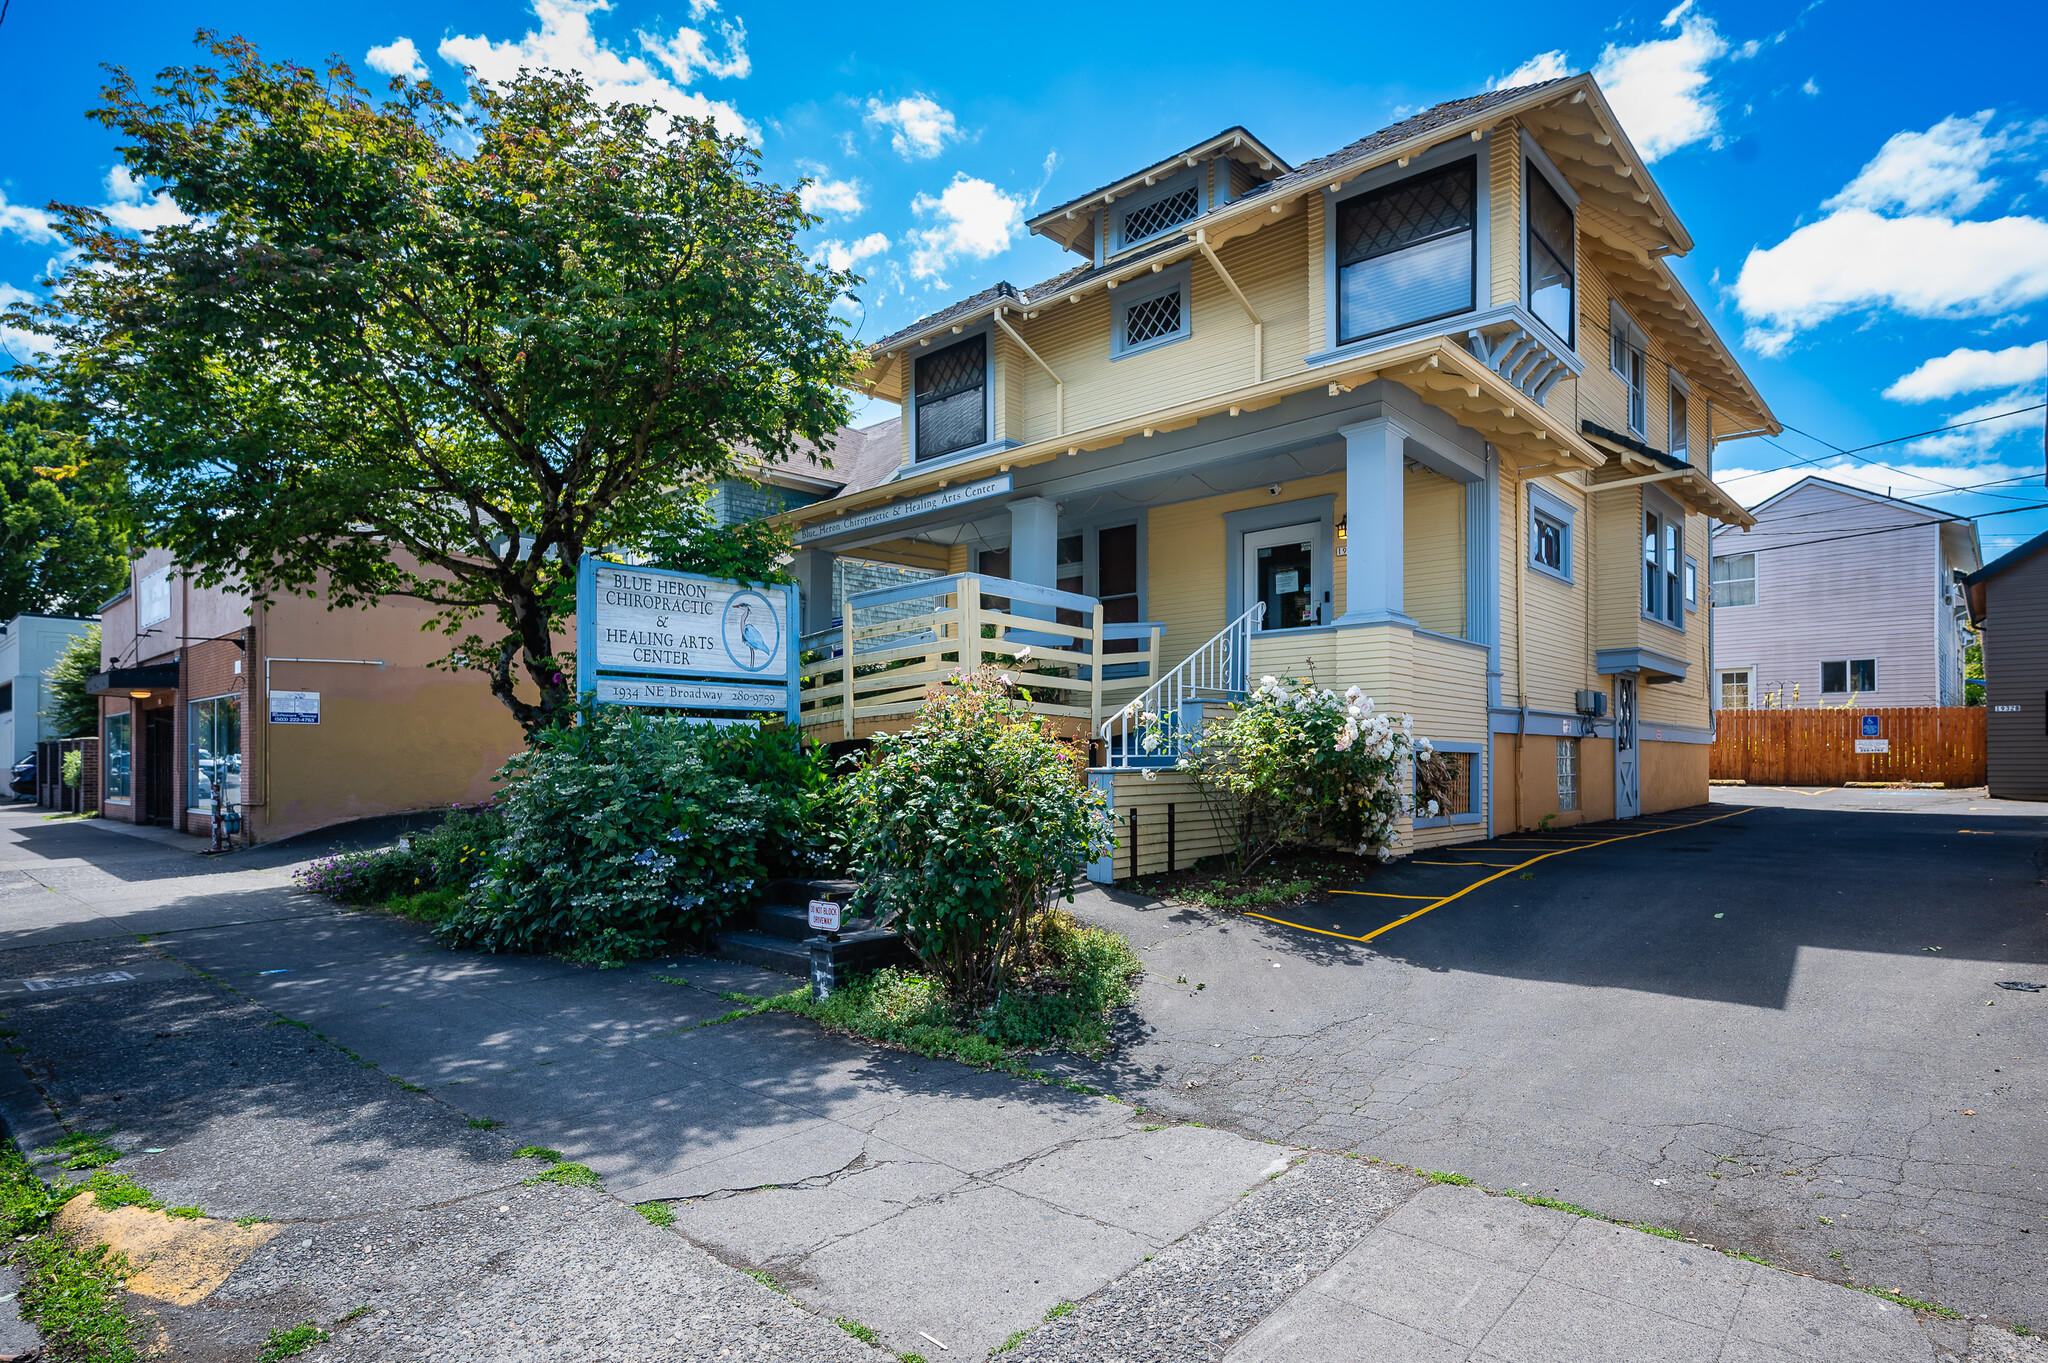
[1336,514,1348,542]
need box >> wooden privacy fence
[1710,707,1986,787]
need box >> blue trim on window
[1527,482,1576,586]
[1415,738,1484,829]
[907,319,996,466]
[1110,262,1194,361]
[1321,134,1492,353]
[1108,167,1207,256]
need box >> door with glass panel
[1242,524,1322,631]
[1613,677,1640,820]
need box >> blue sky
[3,0,2044,555]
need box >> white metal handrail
[1097,602,1263,767]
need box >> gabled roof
[1028,126,1292,256]
[1962,523,2048,625]
[1733,474,1970,525]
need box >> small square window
[1112,266,1192,359]
[1528,486,1574,583]
[1719,671,1751,710]
[1711,552,1755,607]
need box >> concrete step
[713,929,812,978]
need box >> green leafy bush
[436,707,825,961]
[1157,676,1429,874]
[294,801,506,905]
[839,666,1113,1005]
[61,748,83,789]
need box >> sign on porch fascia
[576,559,799,723]
[794,474,1012,544]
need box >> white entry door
[1614,676,1640,820]
[1242,523,1323,630]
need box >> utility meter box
[1574,689,1608,717]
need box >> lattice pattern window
[1124,291,1183,348]
[913,333,986,462]
[1336,159,1476,343]
[1556,738,1578,812]
[1122,186,1199,246]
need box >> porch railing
[1097,602,1263,767]
[799,573,1163,740]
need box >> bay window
[1336,158,1477,344]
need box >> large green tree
[10,35,860,734]
[0,395,128,619]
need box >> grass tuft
[257,1323,330,1360]
[1425,1170,1474,1186]
[523,1161,602,1190]
[514,1146,562,1161]
[744,1269,786,1295]
[635,1200,675,1228]
[1044,1300,1076,1320]
[467,1117,504,1130]
[834,1317,881,1345]
[992,1327,1031,1352]
[41,1130,122,1171]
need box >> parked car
[9,753,35,798]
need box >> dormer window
[1111,171,1205,254]
[1525,159,1575,346]
[913,333,987,462]
[1336,158,1477,344]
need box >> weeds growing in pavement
[40,1130,122,1170]
[514,1146,562,1161]
[0,1140,142,1362]
[745,1269,787,1295]
[467,1118,504,1130]
[523,1161,601,1190]
[635,1201,675,1228]
[257,1323,329,1360]
[834,1318,881,1345]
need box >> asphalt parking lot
[1077,785,2048,1327]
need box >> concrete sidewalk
[0,806,2033,1360]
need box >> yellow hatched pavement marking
[1245,808,1750,945]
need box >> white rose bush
[1144,676,1436,876]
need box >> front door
[1243,524,1322,630]
[144,708,175,826]
[1613,677,1639,820]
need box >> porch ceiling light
[128,690,152,698]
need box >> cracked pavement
[1076,786,2048,1329]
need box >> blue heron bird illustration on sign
[721,590,781,673]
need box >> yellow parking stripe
[1246,807,1749,945]
[1330,890,1441,900]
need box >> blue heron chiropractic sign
[575,560,798,723]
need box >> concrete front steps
[713,877,912,982]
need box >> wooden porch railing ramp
[799,574,1162,741]
[1098,602,1264,768]
[1710,706,1986,787]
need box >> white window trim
[1684,554,1700,612]
[1321,135,1492,354]
[1710,550,1757,608]
[1519,129,1579,355]
[1110,262,1194,361]
[1717,666,1756,711]
[1609,301,1649,437]
[908,320,998,466]
[1819,658,1878,696]
[1414,740,1484,829]
[1641,486,1686,634]
[1108,167,1206,257]
[1527,482,1576,584]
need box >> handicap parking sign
[1860,714,1880,737]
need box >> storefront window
[188,696,242,811]
[104,713,132,800]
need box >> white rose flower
[1427,800,1439,816]
[1141,732,1161,752]
[1345,685,1363,703]
[1016,646,1032,661]
[1260,675,1277,688]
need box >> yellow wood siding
[1407,631,1491,849]
[1102,770,1231,878]
[1489,121,1520,310]
[1404,466,1465,637]
[1517,475,1593,712]
[1591,484,1640,650]
[1305,197,1326,354]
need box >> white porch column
[1006,497,1059,588]
[792,549,838,635]
[1336,416,1415,627]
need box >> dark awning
[85,664,179,696]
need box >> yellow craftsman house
[781,73,1775,875]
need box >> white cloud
[0,191,56,244]
[907,175,1022,279]
[1885,342,2048,402]
[1905,388,2045,458]
[1824,111,2007,216]
[1717,459,2036,508]
[813,233,889,272]
[801,176,866,217]
[1488,50,1571,91]
[99,167,191,233]
[1594,1,1732,161]
[1802,77,1820,97]
[0,283,54,369]
[1735,113,2048,354]
[440,0,754,141]
[365,37,430,82]
[864,95,960,161]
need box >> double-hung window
[1710,552,1755,607]
[1669,382,1690,459]
[1335,158,1477,344]
[1610,305,1648,437]
[912,333,987,462]
[1642,501,1683,629]
[1525,161,1575,345]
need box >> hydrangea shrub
[435,706,825,962]
[295,802,506,904]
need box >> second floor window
[1643,506,1682,628]
[1711,552,1755,607]
[913,333,987,462]
[1611,307,1648,436]
[1525,162,1575,345]
[1119,184,1200,250]
[1670,383,1690,458]
[1336,158,1476,344]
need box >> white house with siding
[1709,478,1980,709]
